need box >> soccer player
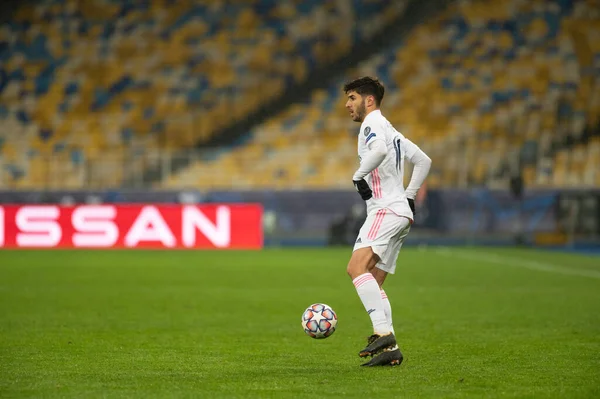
[344,76,432,367]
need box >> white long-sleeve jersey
[353,110,431,220]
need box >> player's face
[345,91,366,122]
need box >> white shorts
[352,208,412,274]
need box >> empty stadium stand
[165,0,600,190]
[0,0,406,188]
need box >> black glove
[408,198,416,216]
[353,179,372,201]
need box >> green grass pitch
[1,247,599,398]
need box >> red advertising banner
[0,204,263,249]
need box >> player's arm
[353,140,387,181]
[403,138,432,213]
[352,139,387,200]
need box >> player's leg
[348,247,398,357]
[371,267,393,334]
[346,246,380,279]
[350,210,405,358]
[371,216,411,333]
[347,246,390,337]
[361,217,411,366]
[371,267,388,287]
[362,249,403,366]
[358,265,403,366]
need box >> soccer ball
[301,303,337,339]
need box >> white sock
[380,289,395,335]
[352,273,390,335]
[381,289,399,350]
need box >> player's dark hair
[343,76,385,107]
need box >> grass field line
[435,248,600,280]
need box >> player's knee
[346,256,363,279]
[346,262,360,278]
[347,248,376,279]
[347,264,364,280]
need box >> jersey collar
[364,109,381,123]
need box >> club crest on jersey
[363,126,371,136]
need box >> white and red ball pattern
[301,303,337,339]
